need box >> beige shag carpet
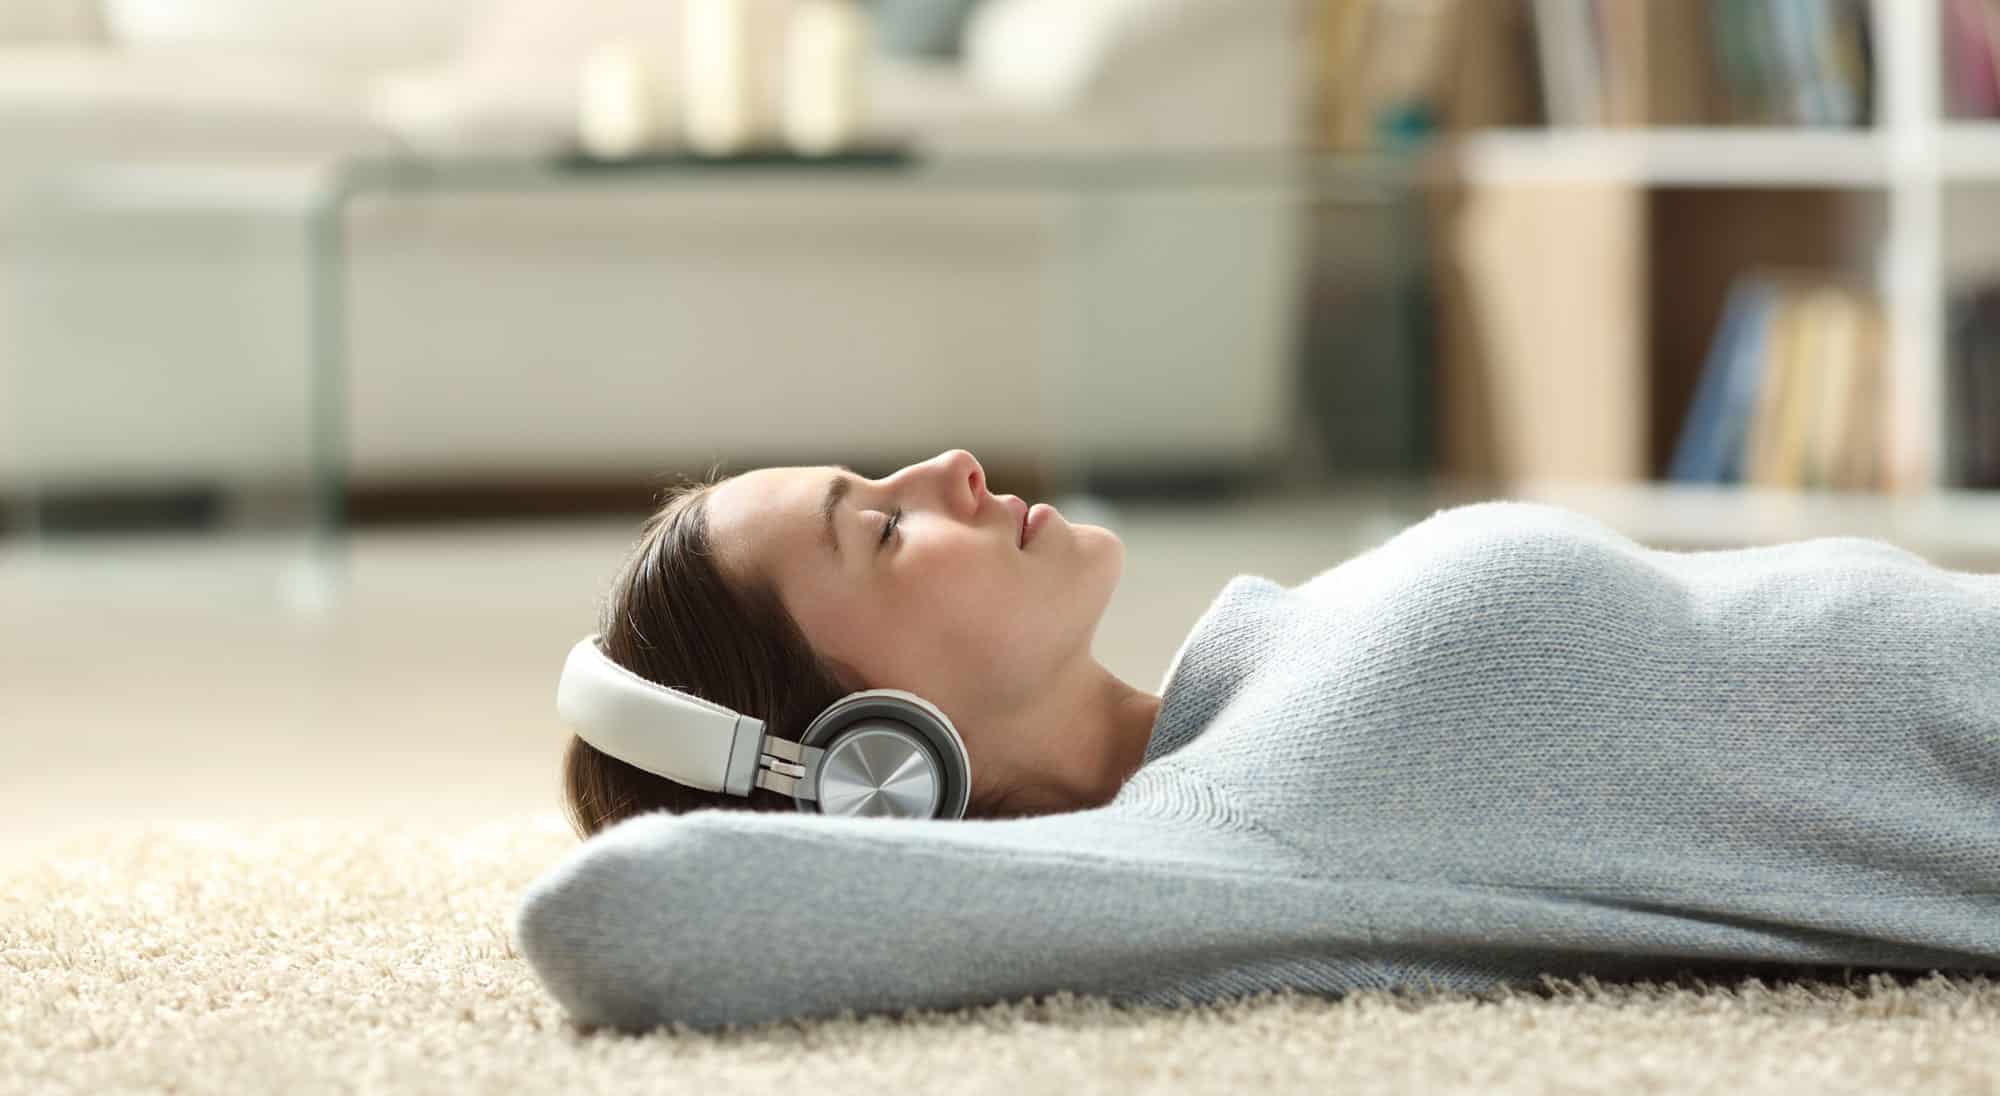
[5,812,1998,1095]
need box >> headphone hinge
[755,739,822,798]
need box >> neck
[989,658,1160,816]
[1099,669,1163,795]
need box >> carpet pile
[5,813,1996,1094]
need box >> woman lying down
[513,448,2000,1033]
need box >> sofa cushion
[0,0,104,44]
[863,56,1110,149]
[99,0,497,75]
[0,46,395,168]
[371,51,1097,155]
[962,0,1309,147]
[871,0,983,59]
[452,0,791,100]
[370,0,1086,156]
[369,0,797,151]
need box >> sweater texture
[514,500,2000,1032]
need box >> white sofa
[2,0,1312,494]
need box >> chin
[1076,526,1125,585]
[1071,519,1120,545]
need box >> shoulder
[1375,500,1650,582]
[1400,500,1634,553]
[1289,500,1645,601]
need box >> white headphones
[556,633,973,819]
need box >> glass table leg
[285,166,351,615]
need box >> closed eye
[878,506,904,548]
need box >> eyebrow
[819,465,854,559]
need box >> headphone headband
[556,634,770,796]
[554,633,975,819]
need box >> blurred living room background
[5,0,2000,854]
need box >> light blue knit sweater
[513,500,2000,1032]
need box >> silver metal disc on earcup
[795,689,972,819]
[814,725,941,817]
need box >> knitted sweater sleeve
[510,776,1371,1033]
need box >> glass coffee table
[10,146,1427,608]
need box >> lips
[1003,495,1029,548]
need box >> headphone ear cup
[797,690,972,819]
[812,725,943,818]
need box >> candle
[579,41,671,159]
[782,0,866,156]
[684,0,760,155]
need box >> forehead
[706,465,828,580]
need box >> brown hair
[559,465,1009,839]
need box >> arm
[511,789,1370,1032]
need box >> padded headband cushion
[556,635,754,795]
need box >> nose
[899,448,985,518]
[945,448,985,505]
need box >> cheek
[928,571,1041,668]
[892,550,1030,657]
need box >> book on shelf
[1432,182,1648,484]
[1530,0,1871,127]
[1309,0,1877,141]
[1541,0,1717,126]
[1948,286,2000,487]
[1668,273,1885,491]
[1944,0,2000,118]
[1668,278,1775,483]
[1532,0,1604,127]
[1312,0,1556,144]
[1312,0,1476,150]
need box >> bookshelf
[1940,122,2000,179]
[1434,127,1892,187]
[1339,0,2000,507]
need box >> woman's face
[705,448,1126,757]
